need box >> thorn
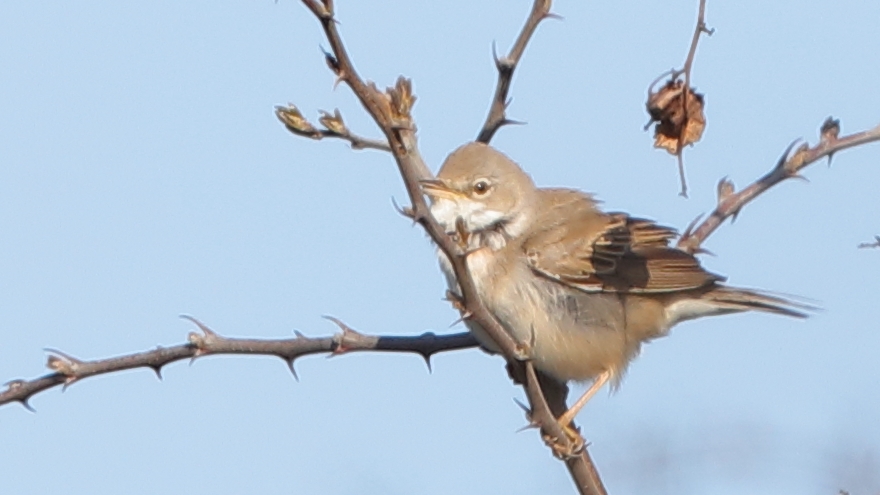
[512,398,538,432]
[43,348,81,364]
[391,196,415,220]
[322,315,361,354]
[681,213,704,239]
[149,365,163,380]
[775,139,802,171]
[500,117,526,127]
[61,377,78,392]
[180,315,218,337]
[19,398,36,413]
[491,40,500,67]
[285,358,299,381]
[544,12,564,21]
[294,330,306,339]
[451,310,474,327]
[421,353,433,373]
[513,397,530,414]
[694,247,716,257]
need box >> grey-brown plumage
[422,142,808,424]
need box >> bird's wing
[523,192,723,293]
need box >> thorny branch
[678,119,880,253]
[0,316,477,410]
[476,0,555,144]
[295,1,606,494]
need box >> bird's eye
[472,180,490,195]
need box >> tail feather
[664,286,815,327]
[702,287,815,319]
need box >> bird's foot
[542,422,585,459]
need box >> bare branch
[678,119,880,253]
[293,2,606,492]
[476,0,554,144]
[0,316,477,410]
[681,0,713,87]
[276,104,391,151]
[858,235,880,249]
[675,0,713,197]
[646,0,714,197]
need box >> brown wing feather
[524,191,723,294]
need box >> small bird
[422,142,808,429]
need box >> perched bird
[422,142,808,427]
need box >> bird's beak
[420,179,463,200]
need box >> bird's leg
[556,370,611,432]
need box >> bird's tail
[701,286,815,319]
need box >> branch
[294,2,606,493]
[276,104,391,152]
[858,235,880,249]
[476,0,555,144]
[646,0,714,197]
[678,119,880,253]
[0,315,477,411]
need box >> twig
[678,119,880,253]
[476,0,554,144]
[276,104,391,152]
[295,2,605,493]
[647,0,714,197]
[676,0,713,198]
[858,235,880,249]
[680,0,712,89]
[0,316,477,410]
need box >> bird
[421,142,808,429]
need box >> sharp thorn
[43,348,79,363]
[61,378,77,392]
[150,365,163,380]
[513,397,530,414]
[501,118,526,127]
[776,139,802,169]
[391,196,414,219]
[544,12,564,21]
[180,314,217,336]
[421,353,433,373]
[285,358,300,381]
[20,399,36,413]
[322,314,354,334]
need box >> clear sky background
[1,1,879,494]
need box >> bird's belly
[440,246,642,383]
[478,261,635,383]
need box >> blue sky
[1,1,879,494]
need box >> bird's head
[421,142,538,238]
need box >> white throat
[429,196,532,250]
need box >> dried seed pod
[647,79,706,155]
